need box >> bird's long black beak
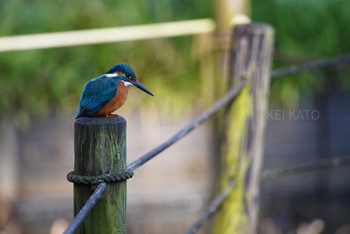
[131,79,154,96]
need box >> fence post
[73,116,127,234]
[212,23,274,233]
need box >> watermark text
[267,109,320,121]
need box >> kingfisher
[75,63,153,119]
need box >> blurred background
[0,0,350,233]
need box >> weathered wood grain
[213,23,274,234]
[74,116,126,234]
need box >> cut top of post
[75,116,126,126]
[74,116,127,176]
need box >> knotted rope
[67,169,134,186]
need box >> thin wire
[262,156,350,179]
[127,80,247,172]
[185,156,350,234]
[271,53,350,79]
[64,182,107,234]
[127,53,350,172]
[65,53,350,234]
[64,79,246,233]
[186,179,236,234]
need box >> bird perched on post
[75,63,153,119]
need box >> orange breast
[95,80,129,116]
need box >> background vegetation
[252,0,350,106]
[0,0,211,116]
[0,0,349,116]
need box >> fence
[61,22,350,234]
[1,15,350,233]
[0,19,214,52]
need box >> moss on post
[74,116,127,234]
[212,23,274,234]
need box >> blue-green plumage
[75,63,154,119]
[76,75,119,118]
[107,63,136,77]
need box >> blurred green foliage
[0,0,211,115]
[1,0,350,115]
[252,0,350,106]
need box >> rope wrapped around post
[72,116,128,234]
[67,169,134,186]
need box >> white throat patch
[105,73,133,86]
[122,81,133,87]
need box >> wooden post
[212,0,251,93]
[74,116,127,234]
[212,23,274,234]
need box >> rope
[67,169,134,186]
[64,182,107,234]
[262,156,350,180]
[186,179,236,234]
[127,80,247,172]
[271,53,350,79]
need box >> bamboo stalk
[0,19,215,52]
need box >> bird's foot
[106,113,119,118]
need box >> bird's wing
[76,75,118,117]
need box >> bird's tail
[75,106,82,119]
